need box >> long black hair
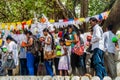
[6,36,17,44]
[43,28,55,49]
[67,24,80,37]
[66,24,84,44]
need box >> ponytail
[43,28,55,49]
[48,32,55,50]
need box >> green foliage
[0,0,114,22]
[88,0,111,16]
[0,0,56,22]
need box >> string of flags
[0,11,110,31]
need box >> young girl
[58,39,69,76]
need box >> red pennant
[22,22,26,30]
[63,19,68,22]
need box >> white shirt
[103,31,116,53]
[19,34,27,58]
[91,24,104,51]
[55,37,60,45]
[44,34,52,52]
[8,41,19,66]
[80,34,86,44]
[19,34,27,45]
[80,34,86,52]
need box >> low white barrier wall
[0,76,120,80]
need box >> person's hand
[40,37,45,42]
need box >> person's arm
[62,46,68,56]
[26,38,33,47]
[102,33,107,51]
[68,32,79,43]
[73,33,79,43]
[45,37,51,45]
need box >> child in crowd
[58,39,69,76]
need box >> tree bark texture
[80,0,88,31]
[103,0,120,32]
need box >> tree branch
[55,0,75,18]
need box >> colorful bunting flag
[0,11,110,31]
[79,18,85,22]
[49,19,55,23]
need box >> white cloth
[19,34,27,58]
[7,41,19,66]
[12,34,18,43]
[19,34,27,45]
[44,34,52,52]
[91,24,104,51]
[58,46,69,70]
[80,34,86,43]
[55,37,60,45]
[80,34,86,52]
[103,31,116,53]
[118,39,120,50]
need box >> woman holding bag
[40,28,54,76]
[66,25,85,75]
[6,36,18,76]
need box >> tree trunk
[80,0,88,31]
[55,0,75,19]
[103,0,120,33]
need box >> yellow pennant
[17,22,21,25]
[11,23,16,26]
[26,20,32,25]
[79,18,85,22]
[49,19,55,23]
[1,23,5,29]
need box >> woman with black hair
[6,36,18,75]
[41,28,54,76]
[25,31,35,75]
[66,25,85,75]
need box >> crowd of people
[0,17,119,80]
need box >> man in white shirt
[89,17,107,80]
[103,25,117,79]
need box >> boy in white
[103,25,117,79]
[89,17,107,80]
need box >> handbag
[5,53,16,69]
[73,37,84,56]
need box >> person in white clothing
[58,39,69,76]
[89,17,107,80]
[41,28,54,76]
[19,32,28,75]
[103,24,117,79]
[6,36,19,75]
